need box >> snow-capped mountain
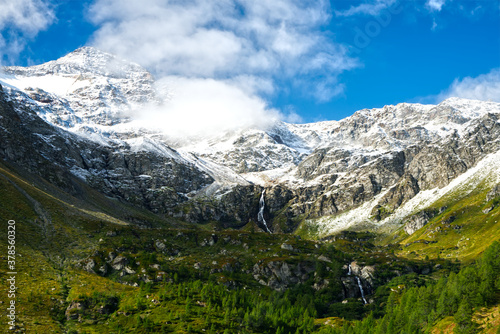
[1,47,157,127]
[1,47,499,236]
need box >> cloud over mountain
[135,76,282,138]
[87,0,358,132]
[439,68,500,103]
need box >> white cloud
[0,0,55,63]
[87,0,358,135]
[133,76,282,138]
[311,78,346,103]
[334,0,398,17]
[431,19,438,30]
[284,110,303,124]
[0,0,53,33]
[426,0,446,12]
[89,0,356,79]
[438,68,500,102]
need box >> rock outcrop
[341,262,376,301]
[486,184,500,202]
[252,259,316,291]
[404,210,437,235]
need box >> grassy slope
[0,161,173,332]
[0,162,321,332]
[378,181,500,332]
[388,183,500,262]
[299,174,500,331]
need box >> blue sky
[1,0,499,123]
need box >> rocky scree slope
[1,47,499,236]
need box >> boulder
[404,210,436,235]
[111,256,128,271]
[65,301,85,320]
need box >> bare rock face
[111,256,128,271]
[371,174,420,221]
[0,84,213,219]
[313,279,330,291]
[341,277,363,299]
[65,301,85,320]
[486,184,500,202]
[349,262,375,285]
[252,260,316,291]
[341,262,376,301]
[404,210,436,235]
[84,259,96,273]
[175,185,261,227]
[483,184,500,213]
[341,275,373,301]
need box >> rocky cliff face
[252,259,316,291]
[1,47,499,236]
[0,83,213,215]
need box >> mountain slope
[1,47,500,333]
[1,47,499,238]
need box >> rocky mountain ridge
[1,47,499,237]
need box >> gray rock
[222,261,239,272]
[483,206,494,214]
[124,266,136,274]
[201,234,218,246]
[98,265,108,276]
[65,301,85,320]
[313,279,330,291]
[486,184,500,202]
[111,256,128,271]
[318,255,332,263]
[1,65,500,235]
[341,277,361,299]
[253,260,315,291]
[107,252,116,262]
[349,262,375,285]
[155,241,166,251]
[84,259,96,273]
[404,210,436,235]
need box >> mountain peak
[69,46,107,55]
[49,46,150,79]
[0,46,157,129]
[58,46,115,65]
[3,46,151,80]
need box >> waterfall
[348,264,352,276]
[257,190,271,233]
[356,277,367,304]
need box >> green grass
[393,183,500,261]
[1,158,500,333]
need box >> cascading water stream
[356,276,367,304]
[258,190,272,233]
[348,264,352,275]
